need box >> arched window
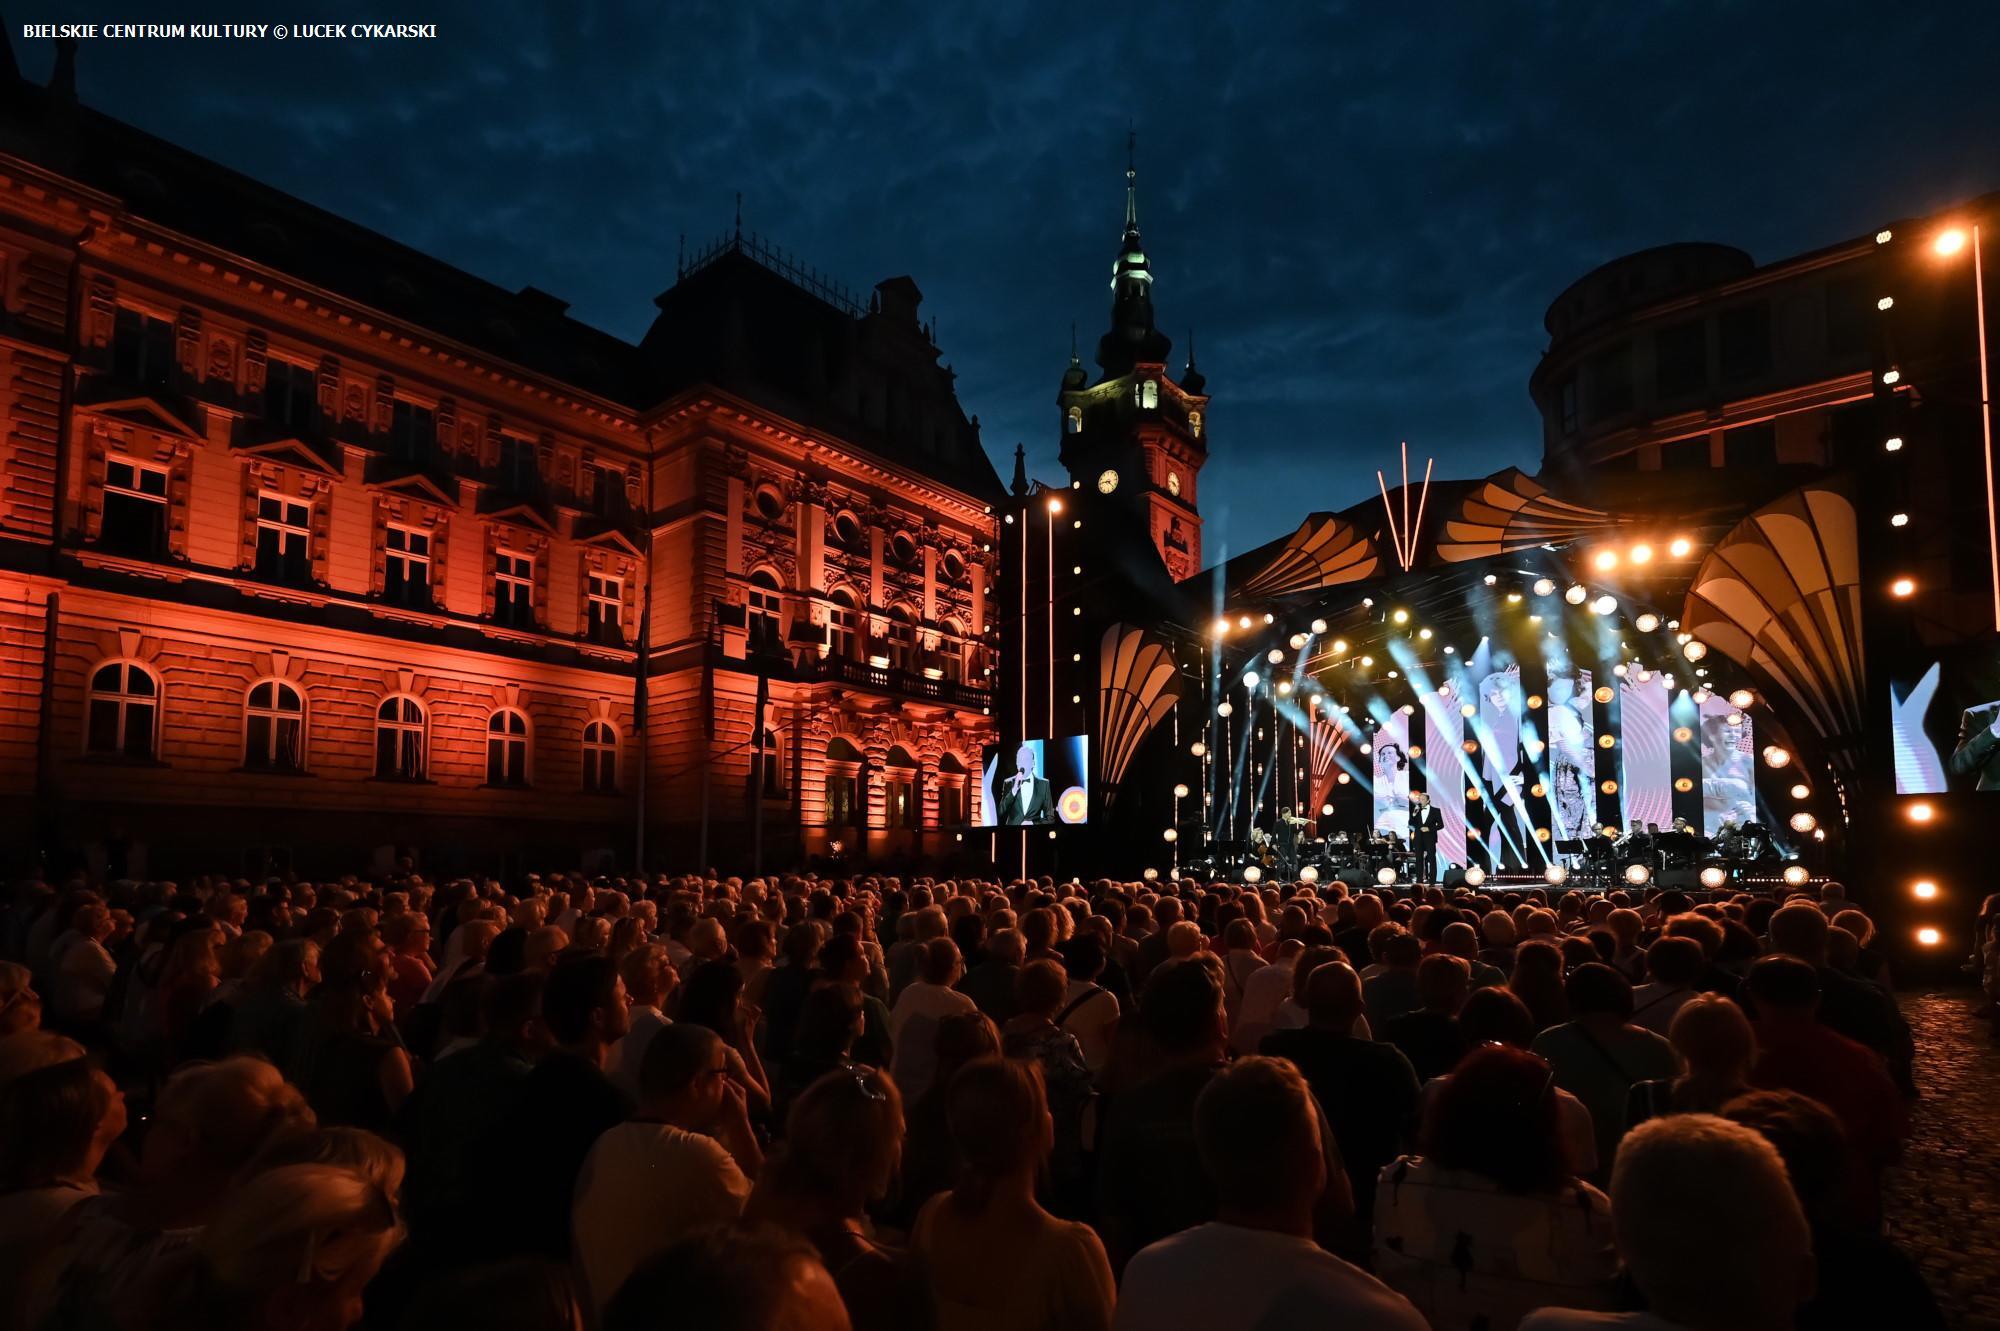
[824,736,863,828]
[244,679,305,772]
[939,617,966,683]
[936,750,968,826]
[486,708,530,787]
[884,744,920,829]
[1140,379,1160,409]
[375,695,427,780]
[1066,405,1083,435]
[1188,409,1203,439]
[752,726,784,799]
[827,589,860,661]
[583,719,619,793]
[86,661,159,759]
[748,568,784,656]
[886,606,917,674]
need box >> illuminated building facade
[0,52,999,876]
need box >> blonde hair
[1666,994,1756,1081]
[191,1164,402,1312]
[244,1127,407,1202]
[156,1056,315,1168]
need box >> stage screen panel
[1423,688,1468,870]
[978,736,1090,827]
[1619,670,1674,831]
[1546,666,1594,844]
[1698,695,1756,835]
[1891,644,2000,793]
[1372,710,1411,840]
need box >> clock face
[1096,469,1119,495]
[1167,471,1182,497]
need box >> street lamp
[1934,223,1995,628]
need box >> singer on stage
[999,741,1057,825]
[1409,788,1441,884]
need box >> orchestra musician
[997,741,1056,825]
[1409,788,1441,884]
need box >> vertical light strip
[1975,225,1998,630]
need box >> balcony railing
[711,641,990,709]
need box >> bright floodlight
[1545,864,1569,886]
[1629,543,1653,564]
[1935,227,1969,257]
[1213,618,1231,636]
[1216,702,1233,718]
[1783,864,1810,887]
[1789,812,1817,833]
[1173,783,1190,798]
[1790,783,1810,799]
[1162,828,1178,842]
[1763,746,1792,768]
[1290,633,1308,650]
[1591,595,1617,616]
[1392,608,1409,625]
[1239,615,1254,629]
[1700,866,1727,889]
[1625,863,1652,886]
[1299,865,1320,884]
[1310,618,1328,634]
[1635,613,1660,632]
[1267,649,1285,664]
[1891,577,1916,598]
[1143,867,1159,881]
[1533,578,1556,597]
[1376,866,1398,886]
[1321,803,1335,816]
[1464,866,1487,887]
[1244,864,1263,883]
[1243,671,1260,687]
[1683,641,1707,661]
[1729,689,1755,708]
[1917,927,1942,947]
[1913,879,1939,900]
[1669,538,1693,557]
[1564,584,1588,605]
[1190,741,1206,757]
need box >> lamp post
[1935,223,1996,628]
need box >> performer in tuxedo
[998,741,1056,825]
[1409,788,1442,884]
[1950,699,2000,790]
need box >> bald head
[1303,960,1363,1028]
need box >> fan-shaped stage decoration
[1307,718,1349,823]
[1435,467,1626,562]
[1235,515,1380,599]
[1680,485,1863,776]
[1098,624,1182,805]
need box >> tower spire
[1096,129,1170,376]
[1010,443,1030,497]
[1124,125,1138,233]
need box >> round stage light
[1360,655,1374,668]
[1524,738,1545,757]
[1267,649,1285,665]
[1783,864,1810,887]
[1392,608,1410,624]
[1883,369,1901,386]
[1593,550,1619,572]
[1190,741,1207,757]
[1418,627,1433,641]
[1162,828,1179,842]
[1535,827,1552,842]
[1891,577,1916,598]
[1461,702,1477,718]
[1311,618,1328,635]
[1917,927,1942,947]
[1143,868,1159,881]
[1629,543,1653,565]
[1444,645,1457,655]
[1598,734,1616,749]
[1530,782,1546,797]
[1790,783,1810,799]
[1462,740,1479,755]
[1625,863,1652,886]
[1634,668,1652,683]
[1913,879,1939,900]
[1264,613,1275,624]
[1337,773,1351,784]
[1507,592,1523,604]
[1936,226,1969,257]
[1726,712,1743,726]
[1299,865,1320,884]
[1457,866,1485,888]
[1813,828,1826,842]
[1908,801,1935,823]
[1533,578,1556,597]
[1613,663,1629,677]
[1277,682,1293,697]
[1332,639,1349,655]
[1726,689,1752,708]
[1466,787,1481,802]
[1601,779,1619,795]
[1564,584,1588,605]
[1244,670,1261,687]
[1321,803,1335,816]
[1243,865,1263,884]
[1360,743,1373,755]
[1527,694,1544,709]
[1891,513,1909,527]
[1238,615,1254,629]
[1669,538,1693,558]
[1635,613,1660,633]
[1483,574,1498,586]
[1213,618,1231,636]
[1591,595,1617,616]
[1675,777,1694,792]
[1790,812,1817,833]
[1173,783,1190,798]
[1376,866,1398,886]
[1700,866,1728,889]
[1763,745,1792,768]
[1683,641,1707,661]
[1545,864,1569,886]
[1289,633,1308,650]
[1217,702,1233,718]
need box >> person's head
[1744,954,1821,1021]
[638,1022,733,1122]
[1301,960,1364,1031]
[1643,935,1703,987]
[769,1065,905,1214]
[1193,1056,1325,1231]
[1666,994,1756,1085]
[1013,959,1068,1020]
[1720,1089,1850,1224]
[1415,953,1471,1016]
[0,961,41,1036]
[926,1012,1000,1101]
[1610,1115,1813,1330]
[1564,962,1634,1023]
[1479,911,1516,947]
[0,1036,126,1190]
[986,928,1025,967]
[605,1223,851,1331]
[792,983,864,1064]
[145,1058,317,1212]
[944,1057,1050,1213]
[618,942,676,1011]
[1829,908,1875,949]
[1164,919,1204,958]
[1014,743,1037,776]
[244,1126,406,1204]
[1438,921,1480,962]
[1455,985,1538,1050]
[1663,911,1724,960]
[183,1163,403,1331]
[1141,957,1227,1057]
[542,954,630,1050]
[677,959,749,1043]
[396,1260,582,1331]
[688,917,730,963]
[1767,901,1832,966]
[1423,1045,1569,1192]
[919,936,963,988]
[1058,933,1105,983]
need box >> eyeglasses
[846,1064,888,1102]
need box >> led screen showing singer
[978,736,1089,826]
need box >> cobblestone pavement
[1884,987,2000,1331]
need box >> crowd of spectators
[0,862,1941,1331]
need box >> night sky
[15,2,2000,560]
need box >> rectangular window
[494,551,535,627]
[887,776,919,828]
[498,436,539,492]
[1724,422,1777,468]
[263,359,318,433]
[1718,303,1772,383]
[384,525,432,607]
[586,573,623,645]
[825,773,858,827]
[112,307,176,389]
[1653,319,1707,400]
[100,458,169,557]
[254,494,313,584]
[586,464,619,515]
[388,399,436,464]
[938,783,966,827]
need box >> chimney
[49,35,75,99]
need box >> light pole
[1935,223,1995,628]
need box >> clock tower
[1057,140,1208,581]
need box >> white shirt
[888,980,978,1102]
[608,1005,670,1100]
[1231,956,1296,1054]
[1114,1223,1428,1331]
[1058,979,1120,1071]
[572,1121,750,1315]
[1016,776,1035,814]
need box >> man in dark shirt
[1095,956,1229,1273]
[1131,896,1185,987]
[1764,902,1915,1095]
[1382,953,1471,1084]
[1262,959,1420,1248]
[474,953,634,1259]
[954,926,1022,1023]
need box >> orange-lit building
[0,51,999,877]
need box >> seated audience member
[1520,1114,1813,1331]
[893,1011,998,1228]
[1439,921,1507,990]
[1743,954,1907,1224]
[1722,1090,1945,1331]
[679,958,773,1116]
[0,1033,128,1244]
[608,942,677,1100]
[954,927,1022,1025]
[1116,1057,1426,1331]
[1383,953,1472,1084]
[1095,959,1231,1270]
[395,1260,584,1331]
[1764,900,1914,1093]
[1260,960,1419,1237]
[1626,993,1755,1125]
[1627,935,1703,1036]
[293,952,414,1133]
[1508,939,1569,1032]
[140,1163,404,1331]
[606,1222,853,1331]
[574,1023,760,1316]
[1532,963,1680,1175]
[775,983,867,1125]
[0,961,41,1037]
[49,903,117,1030]
[1361,929,1423,1032]
[1230,937,1304,1054]
[1219,919,1266,1021]
[1055,934,1121,1072]
[748,1065,918,1331]
[912,1057,1115,1331]
[817,934,894,1067]
[1000,960,1094,1199]
[1375,1045,1617,1330]
[1431,987,1600,1182]
[381,913,435,1017]
[888,939,978,1103]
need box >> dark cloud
[17,1,1999,557]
